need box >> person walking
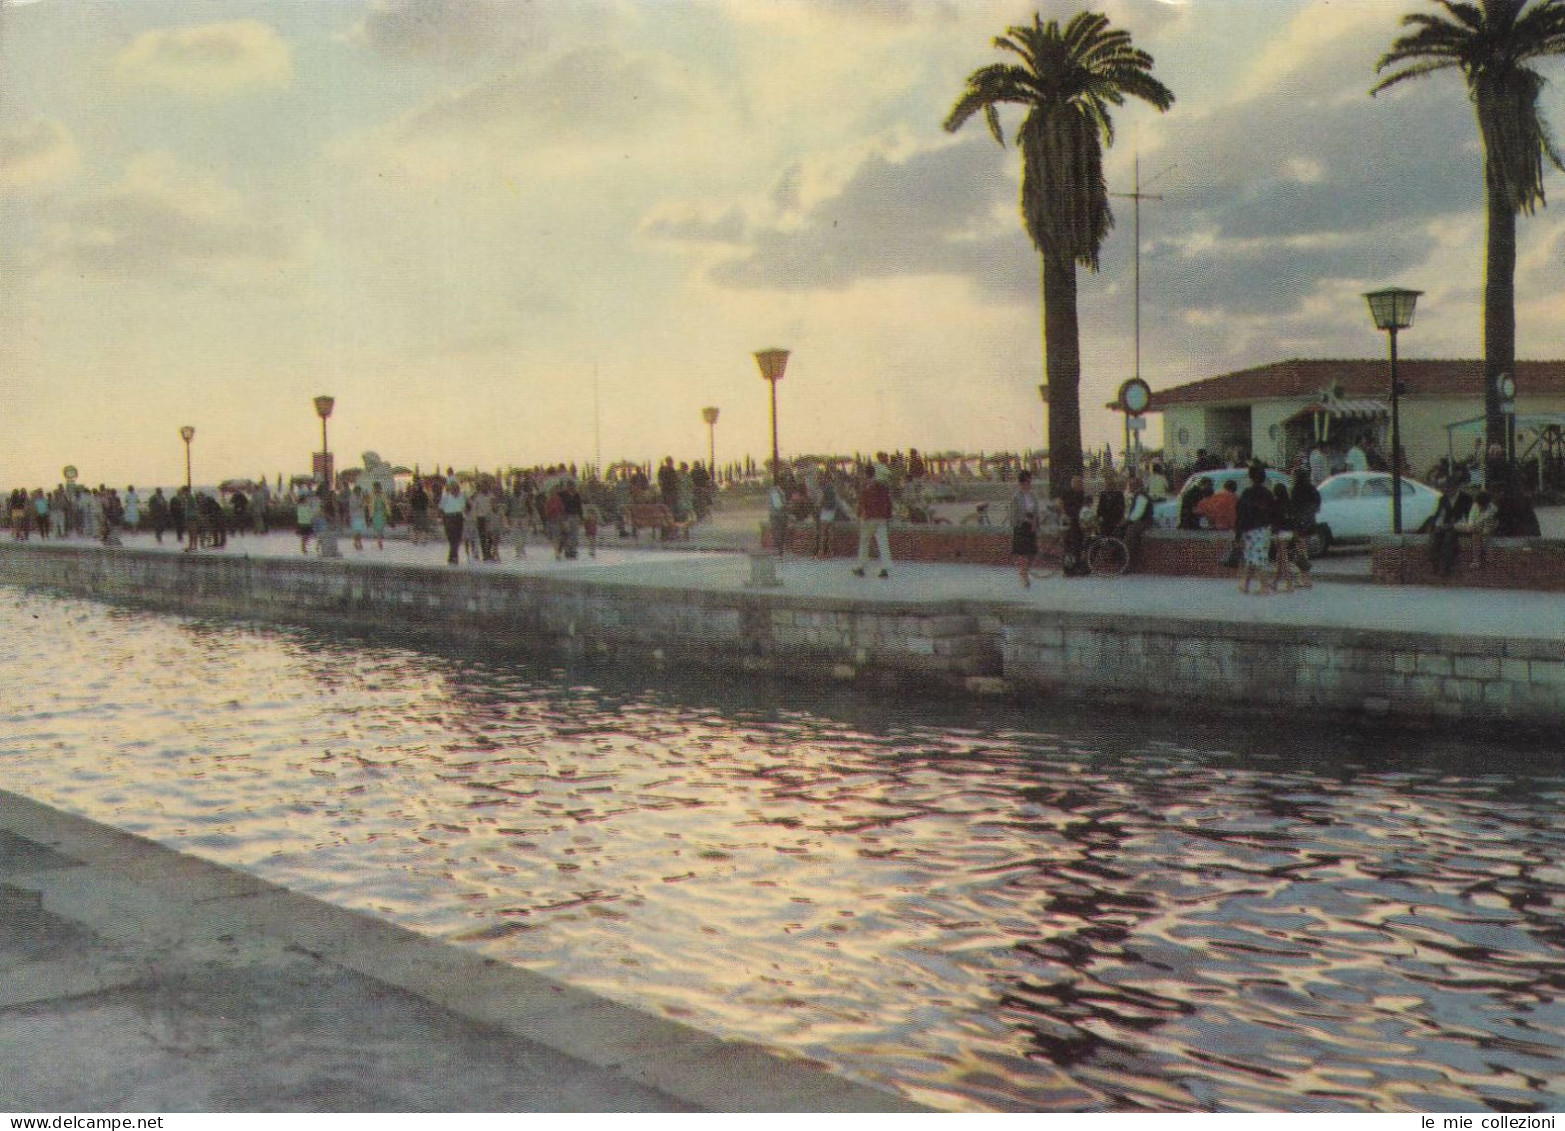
[408,478,430,546]
[439,476,466,566]
[148,488,169,544]
[370,482,391,550]
[170,488,188,546]
[1008,470,1046,588]
[296,489,317,555]
[815,470,843,558]
[347,485,368,551]
[1287,466,1319,588]
[851,466,893,579]
[1235,464,1275,596]
[768,475,791,557]
[122,486,141,538]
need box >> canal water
[3,587,1563,1113]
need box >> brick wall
[1371,538,1565,592]
[770,521,1241,578]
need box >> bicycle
[1084,529,1129,575]
[1071,516,1128,575]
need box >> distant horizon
[4,0,1564,487]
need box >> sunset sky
[3,0,1565,489]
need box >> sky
[3,0,1565,490]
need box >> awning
[1284,398,1387,445]
[1283,398,1388,425]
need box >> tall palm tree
[945,11,1173,492]
[1374,0,1565,460]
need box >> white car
[1311,471,1441,552]
[1154,466,1291,529]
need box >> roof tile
[1148,359,1565,410]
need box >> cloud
[0,119,77,189]
[41,153,300,284]
[350,0,543,65]
[673,136,1026,293]
[373,44,705,184]
[116,20,291,96]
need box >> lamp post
[312,395,341,558]
[754,349,789,484]
[179,426,195,493]
[313,395,335,494]
[1364,288,1421,535]
[701,406,720,478]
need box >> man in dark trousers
[851,468,893,579]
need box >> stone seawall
[4,542,1564,728]
[995,607,1565,725]
[0,543,999,690]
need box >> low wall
[4,543,1565,728]
[1372,536,1565,592]
[772,522,1239,578]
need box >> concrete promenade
[0,788,925,1113]
[41,521,1565,644]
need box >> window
[1361,479,1393,498]
[1319,480,1358,500]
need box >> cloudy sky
[3,0,1565,489]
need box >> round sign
[1497,373,1516,399]
[1118,378,1151,415]
[62,465,77,482]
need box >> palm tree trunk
[1042,249,1084,494]
[1483,183,1516,460]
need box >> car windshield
[1319,480,1358,500]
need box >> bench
[626,502,691,541]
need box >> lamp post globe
[1363,288,1421,535]
[179,425,195,493]
[754,349,789,484]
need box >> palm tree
[945,11,1173,492]
[1374,0,1565,461]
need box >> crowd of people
[4,439,1549,591]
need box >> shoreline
[2,535,1563,729]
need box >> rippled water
[2,588,1564,1112]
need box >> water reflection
[2,589,1564,1111]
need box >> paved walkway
[60,525,1565,645]
[0,789,923,1113]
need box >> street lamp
[179,425,195,493]
[754,349,789,484]
[1364,287,1421,535]
[701,406,720,479]
[313,395,335,494]
[312,395,342,558]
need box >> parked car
[1310,471,1441,553]
[1153,466,1291,529]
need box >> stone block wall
[0,544,997,687]
[5,543,1564,727]
[996,607,1565,724]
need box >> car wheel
[1307,524,1332,558]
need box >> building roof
[1147,358,1565,411]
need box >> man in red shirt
[852,468,893,579]
[1195,480,1239,531]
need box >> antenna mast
[1111,154,1166,382]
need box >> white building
[1148,358,1565,480]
